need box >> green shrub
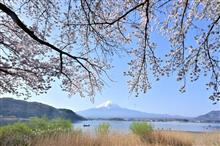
[130,121,153,139]
[0,117,72,146]
[27,117,72,135]
[96,123,110,135]
[0,122,32,146]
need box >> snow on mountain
[77,100,185,120]
[95,100,119,109]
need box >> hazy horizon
[1,93,219,117]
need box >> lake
[73,120,220,133]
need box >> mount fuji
[77,100,185,120]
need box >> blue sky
[3,31,220,117]
[4,45,219,117]
[3,26,220,117]
[10,54,219,117]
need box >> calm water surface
[73,120,220,133]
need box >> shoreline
[73,119,220,133]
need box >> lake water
[73,120,220,133]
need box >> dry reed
[31,130,220,146]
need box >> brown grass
[31,131,220,146]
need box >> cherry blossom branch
[157,0,172,8]
[80,0,148,26]
[0,68,13,75]
[180,0,189,87]
[0,2,91,75]
[203,15,220,44]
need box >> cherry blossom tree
[0,0,219,102]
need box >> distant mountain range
[0,98,85,125]
[1,98,219,124]
[77,100,187,120]
[77,100,220,122]
[195,110,220,122]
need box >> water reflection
[73,120,220,133]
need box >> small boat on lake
[83,124,90,127]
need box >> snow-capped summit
[77,100,185,120]
[96,100,119,109]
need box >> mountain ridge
[194,110,220,122]
[77,101,187,120]
[77,101,220,122]
[0,97,85,124]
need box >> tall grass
[95,123,110,135]
[32,131,220,146]
[130,121,153,139]
[1,119,219,146]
